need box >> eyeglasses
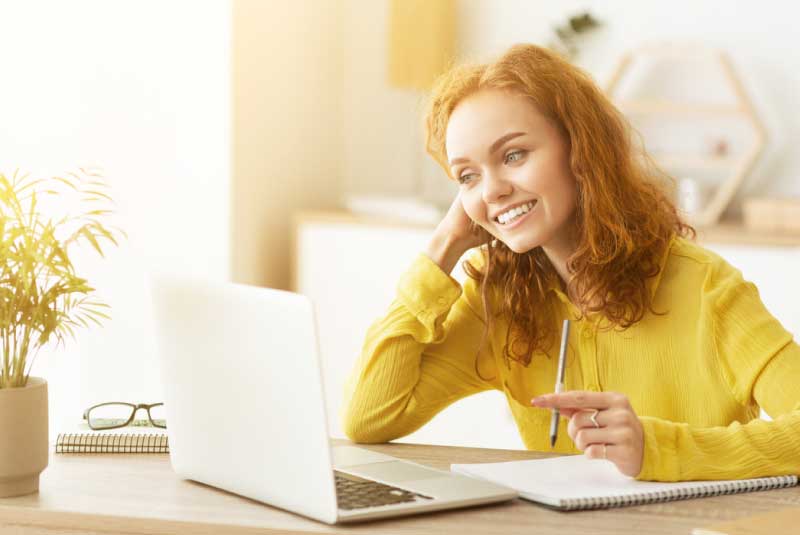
[83,402,167,430]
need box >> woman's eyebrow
[448,131,527,166]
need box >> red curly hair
[424,44,695,371]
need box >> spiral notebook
[451,454,798,511]
[55,425,169,454]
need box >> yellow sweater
[341,237,800,481]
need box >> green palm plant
[0,168,124,388]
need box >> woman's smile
[494,200,537,230]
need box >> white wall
[341,0,452,205]
[232,0,343,290]
[343,0,800,210]
[0,0,231,440]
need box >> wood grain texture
[692,506,800,535]
[0,440,798,535]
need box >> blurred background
[2,0,798,447]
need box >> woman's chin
[488,227,543,254]
[500,238,539,254]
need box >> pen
[549,319,570,448]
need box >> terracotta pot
[0,376,49,497]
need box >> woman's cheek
[460,195,483,225]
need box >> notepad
[54,423,168,454]
[451,454,798,511]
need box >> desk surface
[1,439,798,535]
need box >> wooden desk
[1,440,798,535]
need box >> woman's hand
[425,190,485,274]
[531,391,644,477]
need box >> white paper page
[451,454,755,503]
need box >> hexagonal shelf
[605,43,767,227]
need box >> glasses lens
[148,404,167,428]
[87,403,134,429]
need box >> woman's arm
[340,251,498,443]
[534,274,800,481]
[531,341,800,481]
[636,328,800,481]
[636,275,800,481]
[342,191,493,443]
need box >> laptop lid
[151,277,338,524]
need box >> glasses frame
[82,402,167,430]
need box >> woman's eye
[458,173,477,184]
[505,150,525,163]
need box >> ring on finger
[589,409,600,429]
[602,444,607,460]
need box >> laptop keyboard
[334,470,433,511]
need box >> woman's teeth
[496,201,535,225]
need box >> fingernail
[531,396,545,405]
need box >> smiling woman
[445,91,579,261]
[340,43,800,483]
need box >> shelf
[295,210,800,248]
[697,221,800,247]
[616,99,747,117]
[606,45,767,227]
[650,154,740,171]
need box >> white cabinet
[294,213,800,449]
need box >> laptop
[151,277,517,524]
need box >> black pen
[549,319,570,448]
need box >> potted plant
[0,168,123,497]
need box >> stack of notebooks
[450,454,798,511]
[55,425,168,454]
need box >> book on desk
[54,423,168,453]
[451,454,798,511]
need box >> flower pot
[0,376,49,497]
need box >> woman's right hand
[425,191,486,274]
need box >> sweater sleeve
[637,276,800,481]
[340,252,498,443]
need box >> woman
[341,44,799,481]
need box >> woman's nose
[481,170,513,204]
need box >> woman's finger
[585,443,615,461]
[532,390,630,411]
[558,407,581,419]
[571,426,618,451]
[567,409,604,439]
[585,444,642,477]
[575,426,630,450]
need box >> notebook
[55,424,169,454]
[451,454,798,511]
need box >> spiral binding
[560,475,798,511]
[55,433,169,454]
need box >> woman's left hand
[531,391,644,477]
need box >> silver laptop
[151,277,517,524]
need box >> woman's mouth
[494,200,537,229]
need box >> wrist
[425,231,466,274]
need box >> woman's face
[445,89,578,254]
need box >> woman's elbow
[340,405,404,444]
